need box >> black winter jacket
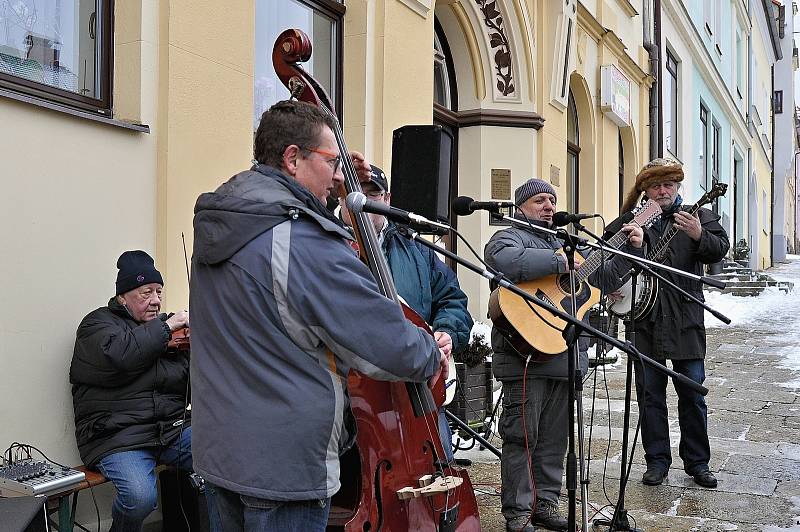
[70,298,190,466]
[606,206,729,360]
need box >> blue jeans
[438,409,455,461]
[208,483,330,532]
[634,359,711,475]
[96,426,193,532]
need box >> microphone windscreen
[452,196,476,216]
[552,211,570,227]
[345,192,366,212]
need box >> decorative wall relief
[475,0,515,96]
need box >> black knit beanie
[115,250,163,295]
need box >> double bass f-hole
[272,28,480,531]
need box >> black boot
[505,516,537,532]
[531,500,567,531]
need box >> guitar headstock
[696,182,728,208]
[631,199,662,229]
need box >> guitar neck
[648,203,702,261]
[574,227,634,283]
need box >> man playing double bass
[189,100,448,531]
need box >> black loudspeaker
[0,496,47,532]
[390,125,453,225]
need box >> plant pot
[446,361,492,429]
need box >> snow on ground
[704,255,800,380]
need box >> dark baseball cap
[366,164,389,193]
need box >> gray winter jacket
[189,165,440,501]
[484,218,643,381]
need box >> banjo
[608,182,728,321]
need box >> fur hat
[620,157,684,213]
[515,178,557,206]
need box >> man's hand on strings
[621,224,644,248]
[166,310,189,331]
[674,210,702,241]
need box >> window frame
[665,49,679,157]
[712,120,721,186]
[0,0,115,116]
[700,103,709,190]
[566,91,580,215]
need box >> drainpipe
[770,65,775,267]
[643,0,663,160]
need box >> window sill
[0,88,150,133]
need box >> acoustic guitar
[488,200,662,360]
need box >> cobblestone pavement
[461,257,800,531]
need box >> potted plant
[446,324,494,428]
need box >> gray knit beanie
[514,178,557,206]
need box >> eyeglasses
[304,147,342,174]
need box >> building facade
[771,0,797,260]
[9,0,798,526]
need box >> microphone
[552,211,599,227]
[452,196,515,216]
[345,192,450,231]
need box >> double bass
[273,29,481,531]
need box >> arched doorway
[433,18,459,255]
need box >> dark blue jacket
[382,222,473,354]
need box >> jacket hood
[193,165,351,265]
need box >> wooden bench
[46,466,108,532]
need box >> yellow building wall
[157,0,255,308]
[751,18,774,270]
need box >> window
[700,104,709,190]
[774,90,784,114]
[665,50,679,156]
[566,91,580,214]
[433,29,452,110]
[0,0,113,114]
[712,121,720,187]
[253,0,343,129]
[735,32,743,99]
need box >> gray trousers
[499,378,569,520]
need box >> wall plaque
[491,168,512,199]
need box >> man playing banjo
[611,157,729,489]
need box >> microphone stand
[395,223,711,532]
[567,220,726,531]
[555,227,589,532]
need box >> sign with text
[600,64,631,127]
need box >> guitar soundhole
[557,274,571,292]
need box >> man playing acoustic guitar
[485,178,643,532]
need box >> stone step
[725,286,766,296]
